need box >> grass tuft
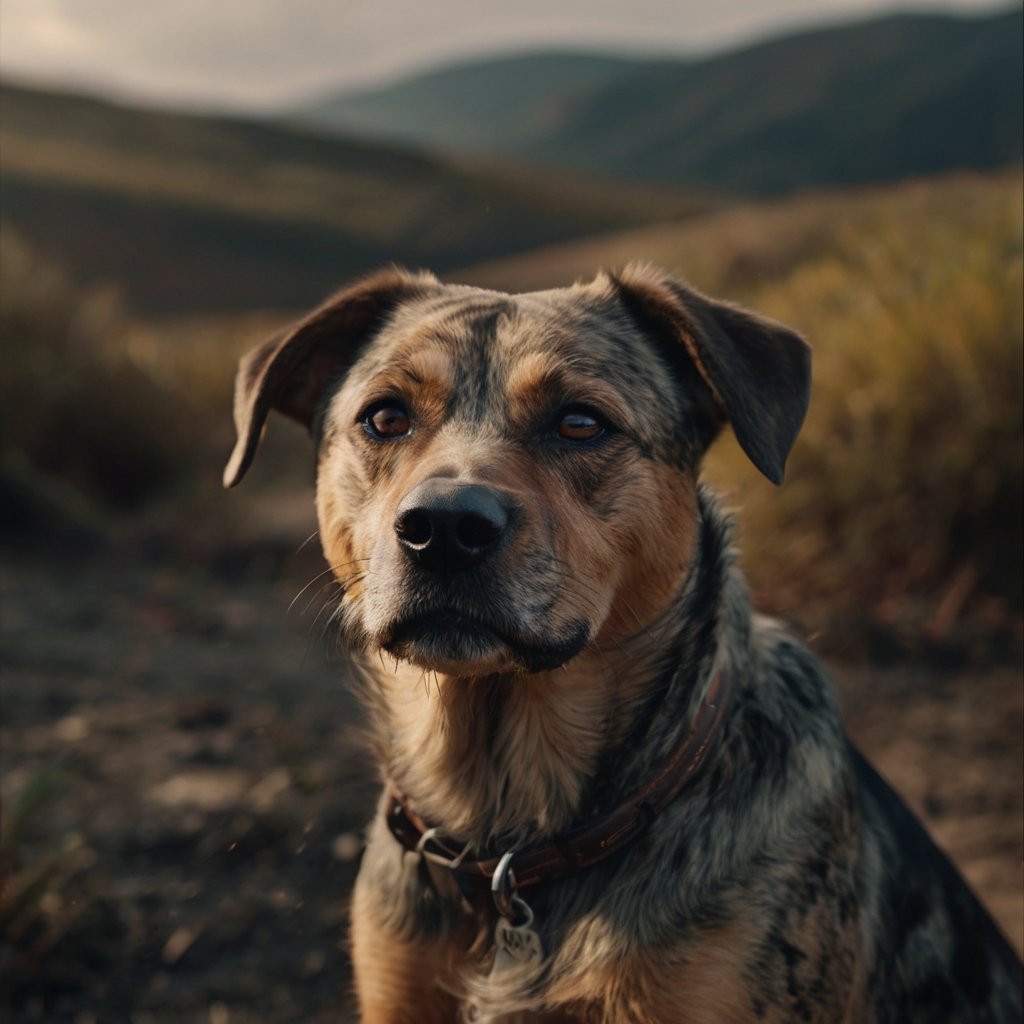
[0,231,200,523]
[700,175,1024,646]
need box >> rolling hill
[0,83,711,314]
[296,8,1023,193]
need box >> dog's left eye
[363,401,411,439]
[558,407,605,441]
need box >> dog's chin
[380,611,589,676]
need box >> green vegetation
[297,8,1023,194]
[464,172,1023,648]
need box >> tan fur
[549,922,758,1024]
[350,875,460,1024]
[376,645,660,841]
[315,371,700,842]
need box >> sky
[0,0,1013,112]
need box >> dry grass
[710,177,1023,646]
[3,171,1020,649]
[0,231,198,517]
[464,172,1024,647]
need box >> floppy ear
[223,267,438,488]
[610,263,811,484]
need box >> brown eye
[364,402,411,439]
[558,408,604,441]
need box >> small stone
[331,832,362,862]
[161,925,198,964]
[54,715,89,741]
[209,1002,230,1024]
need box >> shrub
[700,175,1023,644]
[0,231,198,524]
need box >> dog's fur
[226,264,1022,1023]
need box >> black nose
[394,480,511,573]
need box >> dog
[225,264,1022,1023]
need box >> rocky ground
[2,516,1021,1023]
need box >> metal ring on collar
[491,849,519,919]
[415,827,440,855]
[417,827,471,870]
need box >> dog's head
[226,264,809,677]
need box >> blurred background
[1,1,1021,1020]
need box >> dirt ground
[2,498,1022,1023]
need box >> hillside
[297,8,1023,193]
[0,83,710,314]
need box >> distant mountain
[295,9,1023,194]
[0,83,711,314]
[297,52,641,153]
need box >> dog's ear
[610,263,811,484]
[224,267,438,488]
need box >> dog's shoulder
[746,618,1022,1019]
[751,614,843,717]
[736,614,848,788]
[849,743,1023,1021]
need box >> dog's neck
[363,490,747,851]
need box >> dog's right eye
[362,401,411,439]
[557,406,606,442]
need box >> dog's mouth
[381,609,589,675]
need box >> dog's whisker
[620,597,647,633]
[301,592,344,668]
[288,567,336,614]
[303,571,363,627]
[295,529,320,554]
[307,595,341,645]
[316,576,367,644]
[288,559,369,614]
[301,578,341,619]
[308,573,365,638]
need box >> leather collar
[385,669,732,894]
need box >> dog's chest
[431,912,764,1024]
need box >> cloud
[0,0,1008,110]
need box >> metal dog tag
[489,850,544,978]
[491,899,544,977]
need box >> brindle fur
[226,264,1023,1023]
